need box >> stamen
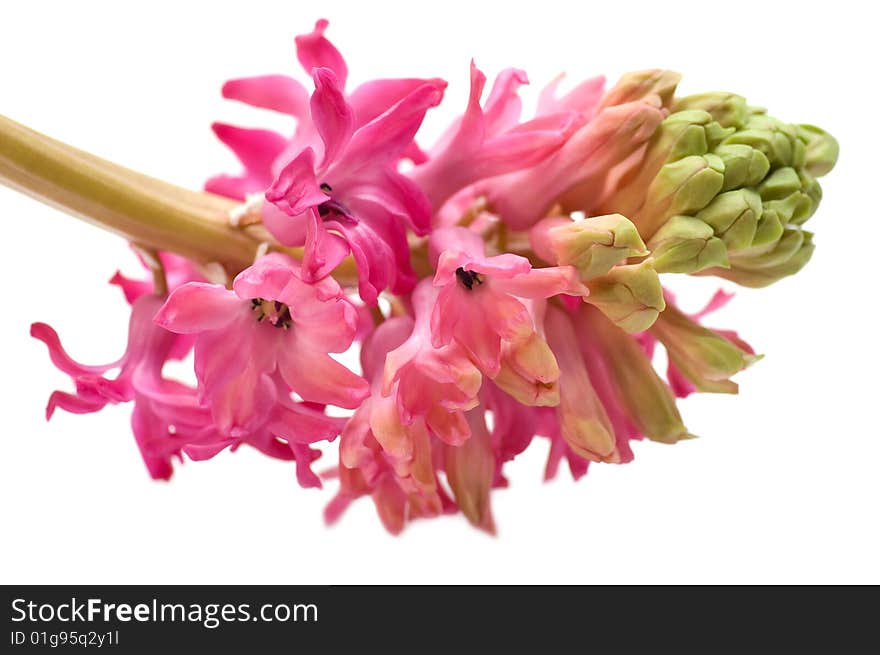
[455,267,482,290]
[250,298,293,329]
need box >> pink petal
[268,401,345,445]
[349,77,446,128]
[694,289,735,319]
[130,403,176,480]
[108,271,152,304]
[154,283,242,334]
[310,67,354,167]
[482,68,528,136]
[46,390,107,419]
[261,203,310,246]
[334,80,445,175]
[231,252,300,302]
[31,323,120,376]
[209,122,287,185]
[465,253,533,279]
[295,19,348,88]
[667,362,697,398]
[301,210,350,281]
[492,266,587,299]
[265,148,329,216]
[210,369,278,436]
[291,444,323,489]
[204,174,258,201]
[538,74,605,118]
[222,75,310,118]
[278,341,369,409]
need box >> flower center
[316,183,356,224]
[250,298,292,329]
[318,182,333,217]
[455,267,483,290]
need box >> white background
[1,0,877,584]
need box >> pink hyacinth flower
[428,226,587,376]
[328,317,447,534]
[480,99,665,229]
[408,61,581,212]
[32,251,207,479]
[32,295,187,479]
[154,253,368,436]
[263,68,445,304]
[381,280,482,444]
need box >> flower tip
[311,66,341,88]
[29,322,46,339]
[744,353,764,367]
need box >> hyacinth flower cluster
[4,20,838,533]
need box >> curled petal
[311,67,354,166]
[295,18,349,88]
[31,323,120,376]
[265,148,329,216]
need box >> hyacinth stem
[0,114,360,284]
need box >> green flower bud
[648,215,730,273]
[535,213,648,279]
[579,306,694,444]
[797,124,839,177]
[722,114,803,168]
[706,230,814,287]
[758,167,802,200]
[594,83,836,288]
[796,169,823,222]
[637,153,725,237]
[714,143,770,191]
[650,302,760,394]
[598,110,731,218]
[585,259,666,333]
[672,92,749,128]
[695,188,762,251]
[598,69,682,112]
[744,210,785,254]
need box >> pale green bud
[723,114,804,168]
[695,188,762,251]
[650,302,760,394]
[744,210,785,255]
[579,306,694,444]
[672,92,749,128]
[637,153,725,237]
[797,124,839,177]
[598,69,682,112]
[531,214,648,279]
[714,143,770,191]
[599,110,731,218]
[648,215,730,273]
[585,259,666,333]
[494,334,561,407]
[758,167,802,200]
[709,229,815,287]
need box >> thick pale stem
[0,113,269,273]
